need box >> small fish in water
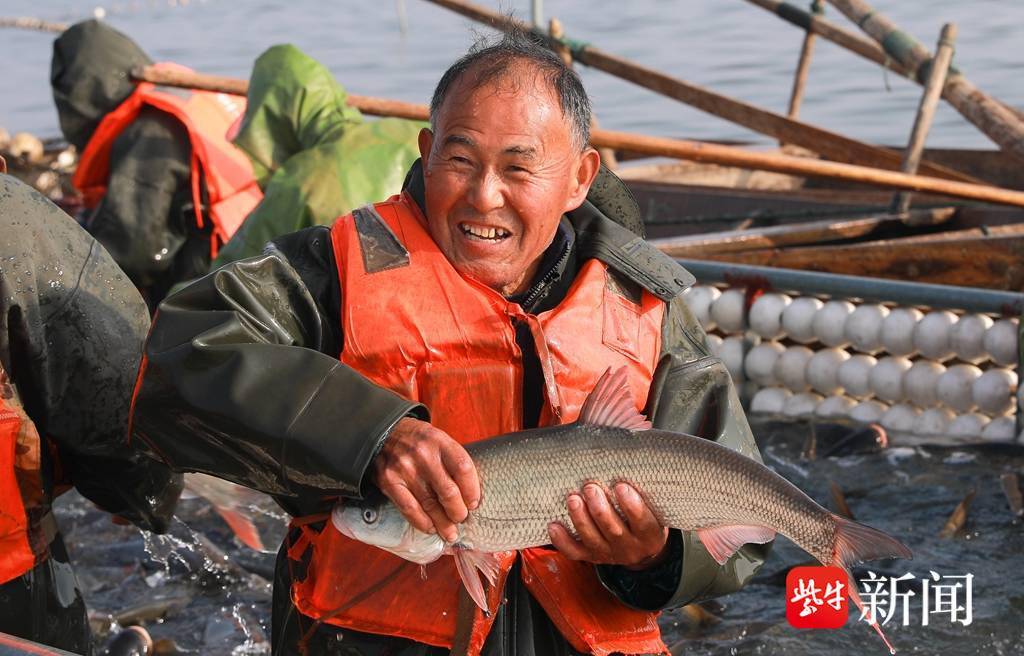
[332,367,912,653]
[101,626,152,656]
[181,473,267,552]
[939,489,976,539]
[1000,472,1023,518]
[830,480,856,520]
[818,423,888,459]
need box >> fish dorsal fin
[577,366,653,432]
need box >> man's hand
[548,482,669,570]
[373,417,480,543]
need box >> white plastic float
[685,271,1022,442]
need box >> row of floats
[684,285,1020,442]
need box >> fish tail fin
[214,507,265,552]
[831,513,912,654]
[452,548,500,613]
[832,513,912,569]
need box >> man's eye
[449,156,471,165]
[507,165,529,175]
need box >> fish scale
[463,424,835,562]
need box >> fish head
[330,492,447,565]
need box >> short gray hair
[429,27,592,150]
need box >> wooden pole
[786,0,824,120]
[649,207,954,257]
[0,16,68,32]
[548,17,572,66]
[827,0,1024,163]
[132,66,428,121]
[420,0,977,183]
[130,65,1024,207]
[892,24,957,217]
[549,17,617,169]
[590,129,1024,206]
[743,0,1024,124]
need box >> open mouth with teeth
[460,222,511,242]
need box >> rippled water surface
[2,0,1024,148]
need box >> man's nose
[467,169,506,213]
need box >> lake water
[2,0,1023,149]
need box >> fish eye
[361,507,378,524]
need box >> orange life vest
[0,371,47,585]
[72,62,262,258]
[290,193,669,655]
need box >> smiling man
[130,29,769,655]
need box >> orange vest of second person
[289,193,670,656]
[73,62,262,258]
[0,374,48,585]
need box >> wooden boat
[616,146,1024,291]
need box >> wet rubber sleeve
[87,109,213,308]
[596,296,771,610]
[0,174,182,534]
[130,226,425,507]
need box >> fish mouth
[329,504,355,538]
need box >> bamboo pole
[549,17,617,169]
[130,65,1024,207]
[744,0,913,75]
[827,0,1024,163]
[786,0,824,120]
[548,17,572,67]
[420,0,977,183]
[743,0,1024,124]
[892,24,957,217]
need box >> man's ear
[418,128,434,163]
[564,147,602,212]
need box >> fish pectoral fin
[452,548,499,612]
[696,524,776,565]
[577,366,653,432]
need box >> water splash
[230,602,270,655]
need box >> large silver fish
[333,367,911,653]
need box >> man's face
[418,65,600,297]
